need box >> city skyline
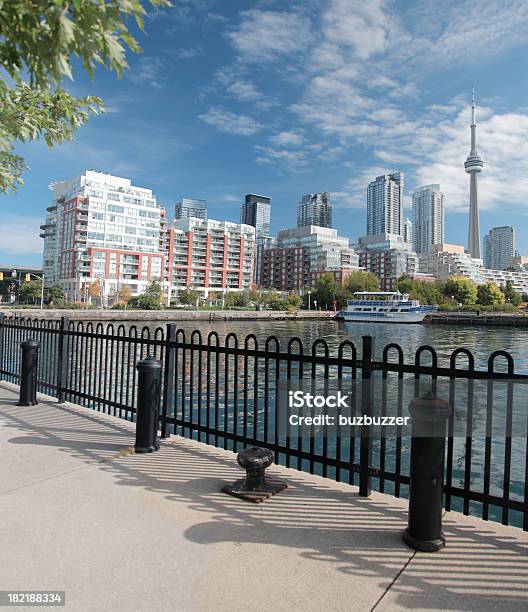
[2,0,528,264]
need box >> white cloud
[254,145,308,170]
[226,9,311,63]
[0,215,43,255]
[170,46,202,59]
[199,107,262,135]
[269,131,304,147]
[127,57,166,88]
[321,0,402,59]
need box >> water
[135,318,528,373]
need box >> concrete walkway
[0,382,527,612]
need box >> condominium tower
[297,192,332,229]
[482,226,515,270]
[367,173,404,236]
[41,170,164,301]
[412,184,445,253]
[175,198,207,220]
[41,171,256,304]
[240,194,271,239]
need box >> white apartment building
[41,171,164,302]
[423,244,528,294]
[367,173,404,237]
[412,184,445,253]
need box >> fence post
[403,392,451,552]
[161,323,177,439]
[17,339,39,406]
[359,335,374,497]
[135,355,162,453]
[0,313,4,382]
[57,316,69,403]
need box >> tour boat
[337,291,437,323]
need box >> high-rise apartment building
[164,218,255,300]
[354,233,419,291]
[240,194,271,239]
[403,218,413,244]
[41,171,255,305]
[41,171,164,301]
[297,192,332,229]
[260,225,360,291]
[367,173,404,236]
[175,198,207,220]
[482,226,515,270]
[412,184,445,253]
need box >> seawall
[0,308,336,322]
[424,312,528,327]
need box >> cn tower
[465,88,484,258]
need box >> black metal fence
[0,313,527,531]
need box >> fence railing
[0,312,527,531]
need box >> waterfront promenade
[1,381,527,611]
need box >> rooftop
[1,381,527,611]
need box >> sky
[2,0,528,266]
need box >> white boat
[337,291,437,323]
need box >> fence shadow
[1,387,527,610]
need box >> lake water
[131,318,528,373]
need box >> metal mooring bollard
[135,355,162,454]
[403,392,451,552]
[222,447,287,503]
[17,339,40,406]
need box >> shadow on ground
[1,389,527,611]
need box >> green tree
[443,276,478,305]
[179,288,198,306]
[396,273,413,294]
[312,273,338,309]
[477,282,505,306]
[503,280,521,307]
[282,291,302,312]
[344,271,380,294]
[47,284,64,305]
[18,280,42,303]
[0,0,169,193]
[130,280,162,309]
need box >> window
[108,204,124,213]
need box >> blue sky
[2,0,528,266]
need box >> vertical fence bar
[359,335,374,497]
[0,313,5,381]
[56,316,69,403]
[161,323,177,438]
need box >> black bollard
[403,392,451,552]
[135,355,162,453]
[17,339,40,406]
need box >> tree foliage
[503,280,522,306]
[443,276,478,305]
[0,0,169,193]
[343,271,380,294]
[18,280,42,303]
[477,282,505,306]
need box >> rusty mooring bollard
[222,447,287,503]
